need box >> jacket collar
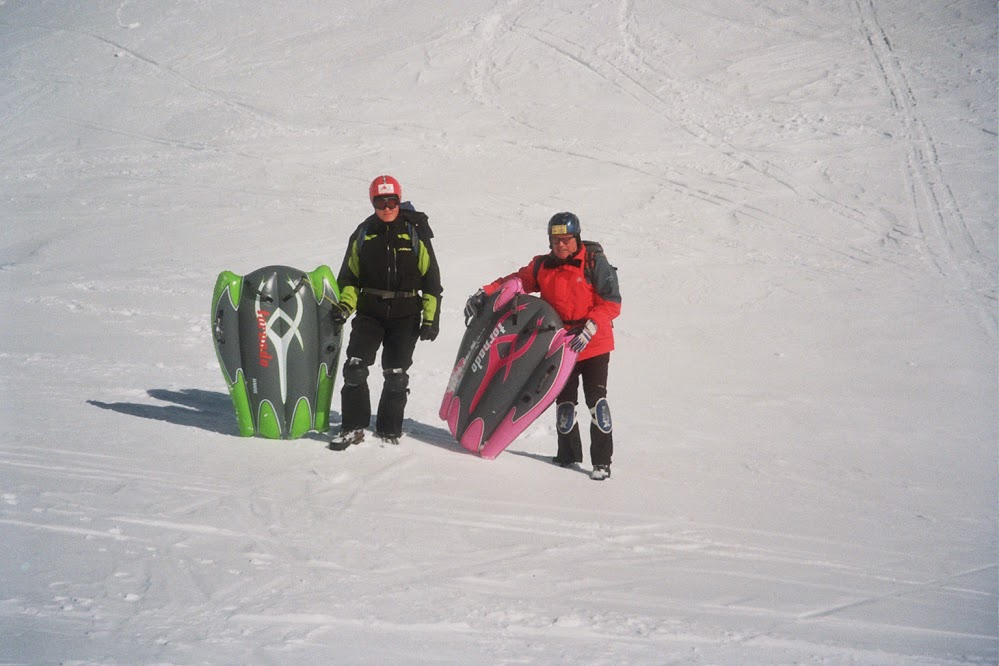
[543,243,584,268]
[365,214,396,233]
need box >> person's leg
[553,365,584,464]
[338,314,384,432]
[375,314,420,437]
[580,354,613,468]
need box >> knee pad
[590,397,612,434]
[343,357,369,386]
[555,401,576,435]
[383,368,409,394]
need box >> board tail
[479,329,576,459]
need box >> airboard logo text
[471,323,506,373]
[256,310,273,367]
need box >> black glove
[330,301,352,325]
[464,289,486,321]
[419,319,439,341]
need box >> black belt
[361,288,419,299]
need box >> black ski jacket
[336,207,443,323]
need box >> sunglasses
[550,235,576,246]
[373,196,400,210]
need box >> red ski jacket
[484,242,621,361]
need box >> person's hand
[331,301,352,325]
[419,319,439,341]
[463,289,486,320]
[568,320,597,353]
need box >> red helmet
[369,175,401,202]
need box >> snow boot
[590,465,611,481]
[328,429,365,451]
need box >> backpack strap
[581,240,621,304]
[401,201,420,253]
[355,220,370,253]
[581,240,602,283]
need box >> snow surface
[1,1,996,663]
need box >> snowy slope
[1,1,996,663]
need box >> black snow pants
[339,312,420,436]
[554,353,613,466]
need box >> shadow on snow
[88,388,257,436]
[87,388,461,452]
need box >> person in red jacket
[465,212,622,480]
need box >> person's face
[550,234,577,260]
[373,196,400,222]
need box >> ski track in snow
[851,0,995,334]
[87,32,286,130]
[4,438,996,663]
[852,1,976,258]
[460,0,911,290]
[5,432,995,650]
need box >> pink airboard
[439,279,578,459]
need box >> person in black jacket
[328,175,443,449]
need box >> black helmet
[547,212,580,237]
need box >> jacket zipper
[386,235,397,289]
